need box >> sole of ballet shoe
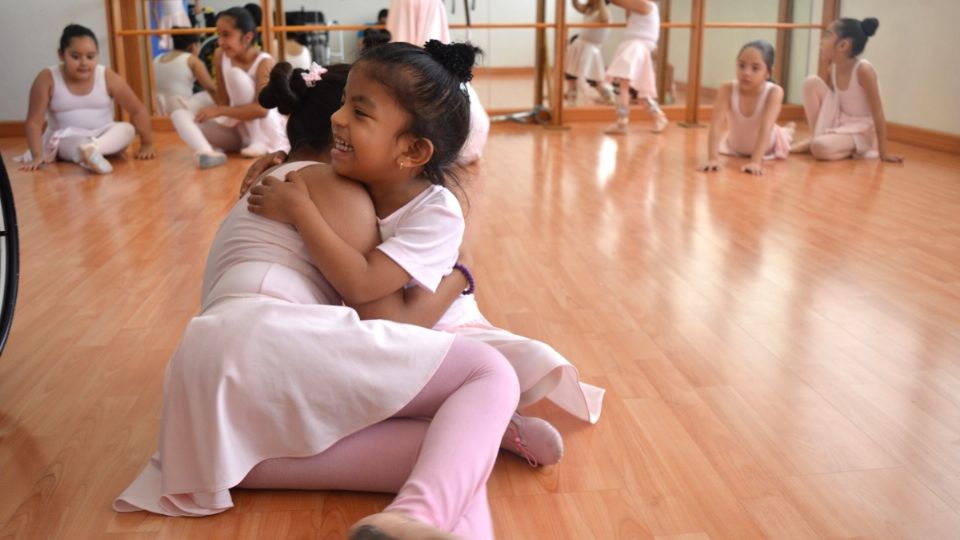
[79,143,113,174]
[349,512,458,540]
[196,152,227,169]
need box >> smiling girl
[697,40,794,176]
[21,24,154,174]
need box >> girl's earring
[398,160,404,170]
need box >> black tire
[0,154,19,354]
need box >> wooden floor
[1,122,959,539]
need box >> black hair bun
[423,40,481,83]
[258,62,307,115]
[861,17,879,37]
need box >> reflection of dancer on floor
[171,7,289,169]
[20,24,155,174]
[565,0,614,105]
[792,17,902,163]
[605,0,668,134]
[697,40,794,176]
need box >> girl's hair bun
[860,17,879,37]
[258,62,308,115]
[423,40,480,83]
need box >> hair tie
[301,62,328,87]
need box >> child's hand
[880,153,904,163]
[741,162,764,176]
[19,157,45,171]
[135,144,156,160]
[240,151,287,198]
[696,160,721,172]
[247,173,311,225]
[194,106,221,123]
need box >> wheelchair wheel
[0,154,20,355]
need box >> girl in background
[152,29,217,115]
[565,0,615,105]
[153,0,191,50]
[20,24,154,174]
[697,40,794,176]
[605,0,668,134]
[171,6,288,169]
[792,17,902,162]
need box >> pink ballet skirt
[605,40,658,98]
[436,295,604,424]
[720,124,792,160]
[114,162,456,516]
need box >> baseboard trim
[887,123,960,155]
[0,121,23,138]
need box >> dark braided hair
[354,40,482,187]
[258,62,350,155]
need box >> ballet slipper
[79,142,113,174]
[349,512,460,540]
[240,143,270,158]
[195,151,227,169]
[500,413,564,467]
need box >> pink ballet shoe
[500,413,564,467]
[349,512,460,540]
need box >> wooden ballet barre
[702,22,825,29]
[566,22,695,29]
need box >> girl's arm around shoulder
[857,62,903,163]
[21,69,54,170]
[610,0,654,15]
[105,68,155,158]
[248,168,417,304]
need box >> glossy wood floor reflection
[2,123,960,539]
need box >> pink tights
[238,336,520,539]
[801,75,858,161]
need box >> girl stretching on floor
[20,24,154,174]
[171,6,288,169]
[117,42,520,539]
[791,17,902,162]
[604,0,668,134]
[697,40,794,176]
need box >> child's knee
[465,340,520,405]
[810,138,845,161]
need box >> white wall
[841,0,960,134]
[0,0,111,121]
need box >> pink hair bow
[301,62,328,87]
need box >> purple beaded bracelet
[453,263,476,295]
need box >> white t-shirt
[377,184,464,293]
